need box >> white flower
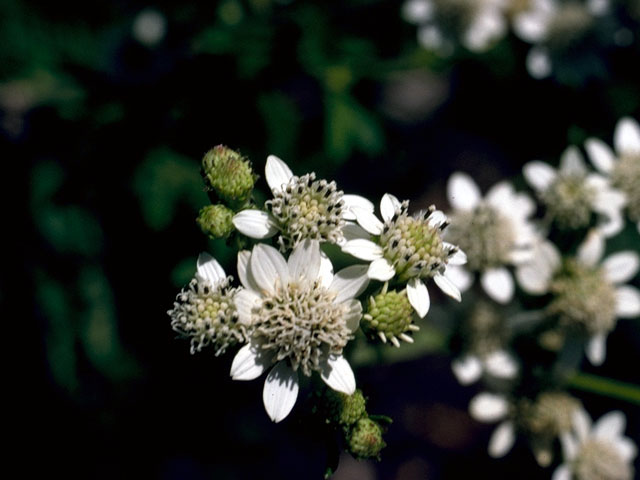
[444,172,537,304]
[516,230,640,365]
[341,193,465,319]
[469,392,517,458]
[229,239,369,423]
[232,155,372,251]
[585,116,640,234]
[523,146,626,237]
[553,408,637,480]
[402,0,507,54]
[168,252,245,356]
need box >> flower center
[169,277,243,355]
[519,392,581,437]
[266,173,346,251]
[379,202,454,282]
[363,287,418,345]
[573,438,633,480]
[541,175,595,230]
[252,279,352,376]
[548,259,617,335]
[462,301,509,355]
[446,204,516,271]
[611,154,640,223]
[547,4,593,50]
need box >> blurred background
[10,0,639,478]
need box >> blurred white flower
[444,172,537,304]
[342,193,466,319]
[523,146,626,237]
[229,240,368,423]
[516,230,640,365]
[553,408,637,480]
[132,8,167,47]
[586,116,640,234]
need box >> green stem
[568,373,640,406]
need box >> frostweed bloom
[516,230,640,365]
[233,155,372,251]
[444,172,537,304]
[229,240,369,423]
[586,116,640,233]
[168,253,245,356]
[342,193,466,318]
[451,301,518,385]
[523,146,626,237]
[553,408,637,480]
[402,0,508,54]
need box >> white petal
[287,239,321,281]
[367,258,396,281]
[560,432,578,461]
[481,268,514,304]
[451,355,482,385]
[515,241,560,294]
[560,146,587,176]
[586,333,607,366]
[614,117,640,157]
[585,138,615,174]
[488,421,516,458]
[513,10,549,42]
[341,239,384,261]
[319,251,334,288]
[573,408,592,442]
[577,230,604,267]
[615,286,640,317]
[602,251,639,284]
[523,161,557,192]
[230,343,270,380]
[402,0,433,23]
[434,273,462,302]
[352,207,384,235]
[320,355,356,395]
[445,243,467,265]
[236,250,253,289]
[447,172,481,211]
[380,193,402,222]
[526,46,552,79]
[234,288,260,325]
[341,222,371,242]
[196,252,225,285]
[263,362,299,423]
[233,210,278,239]
[265,155,293,194]
[445,265,474,292]
[343,299,362,332]
[330,265,370,303]
[342,194,374,220]
[485,181,513,209]
[593,410,626,440]
[407,278,430,318]
[427,210,447,229]
[616,438,638,462]
[250,243,289,294]
[551,464,572,480]
[484,350,518,379]
[469,393,509,422]
[597,211,625,238]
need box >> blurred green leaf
[171,256,198,288]
[258,91,300,161]
[133,148,208,231]
[36,205,104,256]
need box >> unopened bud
[323,388,367,429]
[363,284,419,347]
[202,146,256,207]
[347,417,386,460]
[197,204,234,239]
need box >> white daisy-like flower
[341,193,466,319]
[168,252,245,356]
[523,146,626,237]
[444,172,537,304]
[553,408,637,480]
[585,116,640,234]
[402,0,508,54]
[229,239,369,423]
[516,230,640,365]
[232,155,372,251]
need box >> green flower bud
[202,145,256,207]
[197,204,235,239]
[347,417,386,460]
[363,284,419,347]
[323,388,367,429]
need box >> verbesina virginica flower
[523,146,626,237]
[586,116,640,234]
[402,0,508,54]
[168,253,245,356]
[229,240,369,423]
[516,230,640,365]
[553,409,637,480]
[444,172,537,304]
[232,155,372,251]
[341,193,466,319]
